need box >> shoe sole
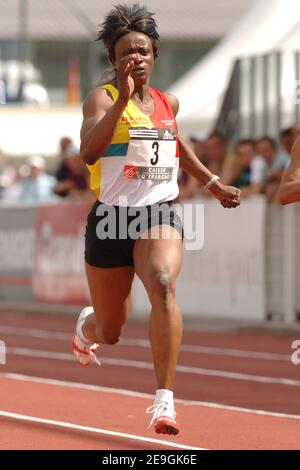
[71,335,93,366]
[154,418,180,436]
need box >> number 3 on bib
[151,141,159,166]
[124,127,176,181]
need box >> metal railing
[215,51,300,144]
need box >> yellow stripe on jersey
[86,159,101,198]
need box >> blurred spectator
[0,165,18,199]
[205,132,224,176]
[258,136,289,171]
[232,139,256,191]
[246,136,289,202]
[178,134,207,200]
[174,125,300,204]
[55,137,73,196]
[53,144,91,199]
[178,132,242,200]
[2,155,56,203]
[291,125,300,147]
[205,132,240,187]
[280,127,293,154]
[190,134,208,165]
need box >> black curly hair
[97,3,159,62]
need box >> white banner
[132,196,266,320]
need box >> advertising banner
[0,205,36,301]
[132,197,266,320]
[32,203,90,304]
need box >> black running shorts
[85,200,183,268]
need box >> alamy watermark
[95,197,204,251]
[0,340,6,365]
[0,80,5,105]
[291,340,300,365]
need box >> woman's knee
[101,330,121,345]
[148,270,177,307]
[93,316,122,345]
[96,324,121,344]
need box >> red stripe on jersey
[149,88,179,158]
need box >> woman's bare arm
[80,57,135,165]
[278,137,300,204]
[165,93,240,207]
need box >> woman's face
[113,31,154,85]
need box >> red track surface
[0,311,300,450]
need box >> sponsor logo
[121,117,150,125]
[161,119,175,127]
[124,166,137,179]
[163,129,174,140]
[120,116,131,125]
[129,128,159,139]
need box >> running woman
[72,3,241,436]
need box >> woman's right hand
[117,56,135,102]
[209,181,241,208]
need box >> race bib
[123,127,177,181]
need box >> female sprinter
[72,3,241,436]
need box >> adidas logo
[163,129,174,140]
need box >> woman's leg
[133,227,183,390]
[82,262,134,345]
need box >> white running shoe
[146,401,179,435]
[72,306,100,366]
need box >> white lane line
[1,372,300,422]
[0,410,203,450]
[122,339,289,361]
[5,346,300,387]
[0,325,290,361]
[0,326,69,340]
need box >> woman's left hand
[209,181,241,208]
